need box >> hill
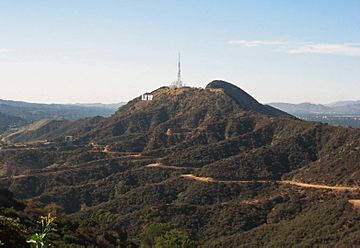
[4,117,104,143]
[0,112,27,133]
[207,80,290,117]
[0,81,359,247]
[326,100,360,107]
[269,101,360,115]
[0,99,124,122]
[269,101,360,128]
[269,102,331,114]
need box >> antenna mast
[177,53,181,83]
[172,52,183,88]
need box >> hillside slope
[1,81,359,247]
[5,117,104,143]
[0,99,123,122]
[0,112,27,133]
[207,80,290,116]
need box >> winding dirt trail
[144,163,360,191]
[349,200,360,209]
[145,163,191,170]
[280,180,360,191]
[180,174,270,184]
[180,174,360,192]
[2,155,150,181]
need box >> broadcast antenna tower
[172,53,184,88]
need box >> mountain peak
[206,80,290,117]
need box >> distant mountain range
[0,99,125,133]
[0,99,125,121]
[269,101,360,115]
[71,102,125,109]
[326,100,360,107]
[268,101,360,128]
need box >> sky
[0,0,359,104]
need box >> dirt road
[180,174,360,192]
[145,163,191,170]
[349,199,360,209]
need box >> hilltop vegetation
[0,81,359,247]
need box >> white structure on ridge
[65,136,74,143]
[141,94,153,101]
[171,53,184,88]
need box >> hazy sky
[0,0,359,104]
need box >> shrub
[140,223,196,248]
[0,215,27,247]
[141,223,172,248]
[154,229,196,248]
[27,213,56,248]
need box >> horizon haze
[1,0,359,104]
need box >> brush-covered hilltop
[1,81,360,247]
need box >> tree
[154,229,196,248]
[140,223,172,248]
[0,215,27,247]
[140,223,196,248]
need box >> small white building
[141,94,154,101]
[65,136,74,143]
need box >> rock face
[206,80,290,116]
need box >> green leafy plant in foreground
[27,213,56,248]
